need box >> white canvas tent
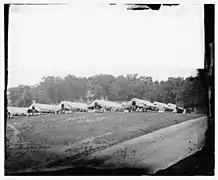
[121,101,131,108]
[60,101,88,111]
[7,107,28,116]
[167,103,177,112]
[176,106,185,113]
[87,101,95,108]
[153,101,169,111]
[167,103,185,113]
[28,103,60,113]
[153,101,175,111]
[167,103,177,109]
[88,100,123,110]
[129,98,157,108]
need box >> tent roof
[97,100,123,108]
[131,98,157,108]
[153,101,168,108]
[28,103,59,111]
[167,103,177,108]
[60,101,88,109]
[87,101,95,108]
[121,102,131,108]
[153,101,174,110]
[7,107,28,114]
[89,100,122,109]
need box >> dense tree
[7,72,207,112]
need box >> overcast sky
[8,4,204,87]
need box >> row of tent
[7,98,186,118]
[121,98,185,113]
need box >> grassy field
[5,112,204,174]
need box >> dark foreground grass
[5,112,204,174]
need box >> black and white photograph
[3,2,214,176]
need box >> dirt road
[88,116,207,174]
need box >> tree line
[7,72,208,111]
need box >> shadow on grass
[6,146,214,176]
[6,167,148,176]
[6,158,150,176]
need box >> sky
[8,3,204,87]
